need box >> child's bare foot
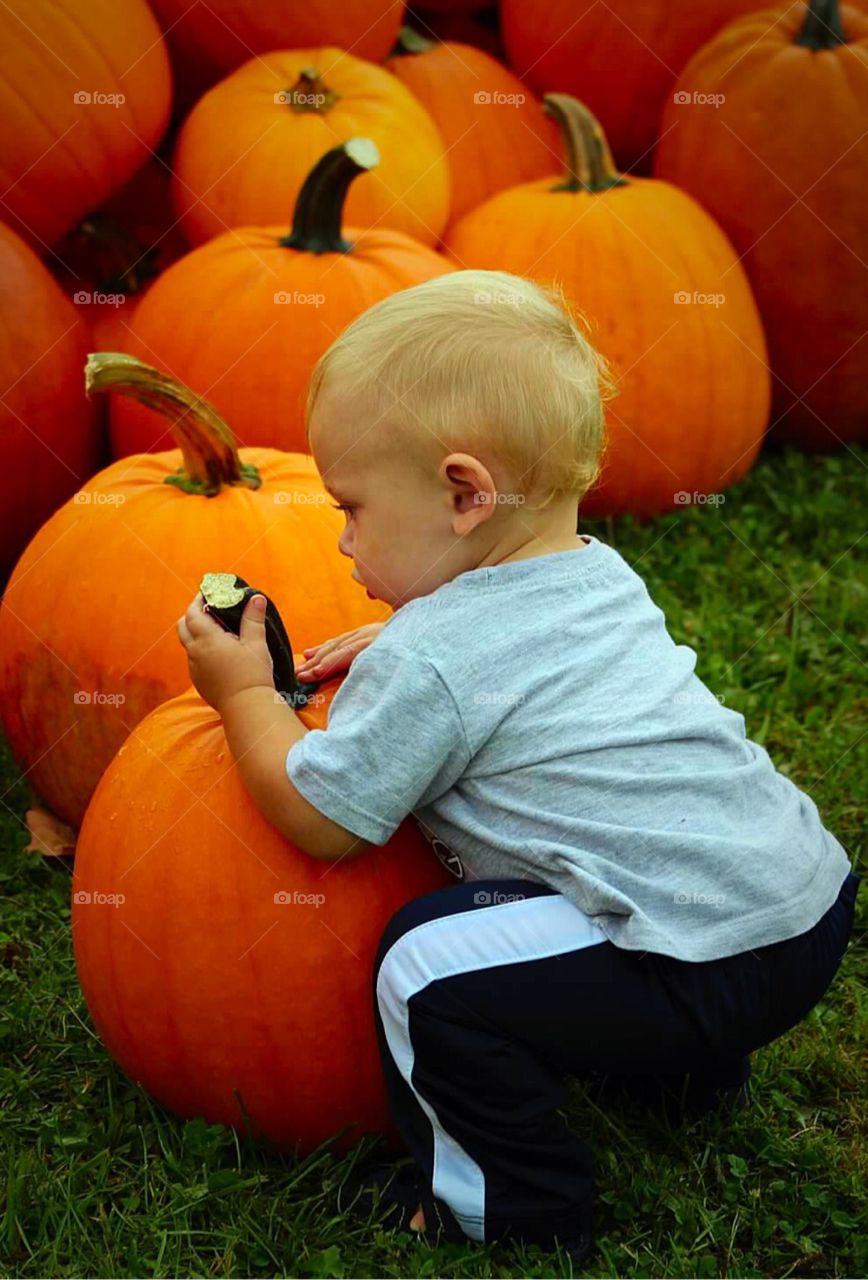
[409,1204,425,1232]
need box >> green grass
[1,443,866,1278]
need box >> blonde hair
[304,269,618,512]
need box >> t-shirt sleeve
[285,641,471,845]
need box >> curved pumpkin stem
[390,25,437,55]
[280,138,380,255]
[794,0,846,48]
[542,93,630,194]
[84,353,261,496]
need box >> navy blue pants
[372,870,861,1250]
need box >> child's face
[308,382,464,610]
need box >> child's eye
[330,502,353,515]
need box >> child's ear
[440,454,496,535]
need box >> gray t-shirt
[285,534,852,962]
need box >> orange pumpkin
[655,0,868,450]
[72,681,449,1152]
[172,48,449,249]
[110,140,454,459]
[0,354,388,829]
[148,0,404,108]
[386,27,559,228]
[0,223,101,579]
[445,95,771,519]
[0,0,171,248]
[501,0,790,172]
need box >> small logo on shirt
[416,821,466,880]
[431,838,466,880]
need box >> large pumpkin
[110,140,454,459]
[0,223,101,579]
[655,0,868,451]
[386,27,559,227]
[172,48,449,249]
[445,95,771,519]
[0,354,387,829]
[72,675,449,1152]
[0,0,171,248]
[148,0,403,108]
[501,0,789,172]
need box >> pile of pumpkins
[0,0,865,1154]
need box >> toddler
[179,269,860,1265]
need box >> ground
[0,443,865,1278]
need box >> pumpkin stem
[794,0,846,48]
[390,25,437,55]
[542,93,630,194]
[74,212,158,295]
[279,138,380,255]
[280,66,340,114]
[84,353,261,496]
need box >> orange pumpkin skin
[149,0,403,101]
[72,686,449,1152]
[387,33,560,227]
[0,360,388,828]
[0,224,101,579]
[172,49,449,249]
[445,99,771,519]
[501,0,786,172]
[0,0,171,248]
[655,2,868,450]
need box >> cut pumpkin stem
[542,93,630,194]
[280,138,380,256]
[84,352,261,496]
[391,25,437,55]
[795,0,846,48]
[200,573,321,708]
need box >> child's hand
[295,622,386,681]
[177,592,274,713]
